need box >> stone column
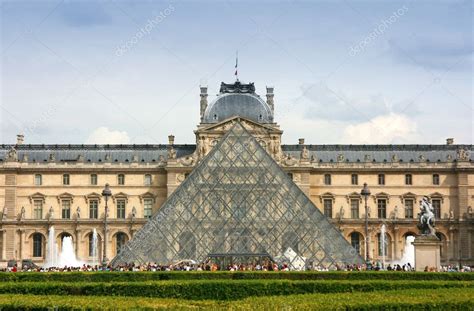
[0,229,5,260]
[18,229,24,260]
[393,227,399,260]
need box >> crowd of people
[2,261,472,273]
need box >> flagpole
[235,50,239,82]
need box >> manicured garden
[0,272,472,310]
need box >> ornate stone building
[0,81,473,267]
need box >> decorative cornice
[29,192,46,204]
[57,192,74,204]
[112,192,129,203]
[84,192,102,203]
[399,192,417,203]
[139,192,156,203]
[373,192,390,203]
[319,192,335,203]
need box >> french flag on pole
[235,51,238,78]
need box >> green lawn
[0,288,472,310]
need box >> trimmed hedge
[239,287,474,311]
[1,271,473,283]
[0,280,471,300]
[0,288,472,310]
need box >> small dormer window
[259,114,263,121]
[213,114,218,120]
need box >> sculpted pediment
[194,117,283,160]
[197,116,281,135]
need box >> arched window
[144,174,152,186]
[63,174,70,185]
[116,232,127,255]
[351,174,358,185]
[34,174,42,186]
[178,231,196,259]
[33,233,43,257]
[324,174,331,185]
[350,232,361,255]
[378,174,385,185]
[117,174,125,185]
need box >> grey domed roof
[203,82,273,124]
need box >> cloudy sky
[1,0,472,145]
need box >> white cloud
[85,127,131,144]
[299,82,391,122]
[342,113,419,144]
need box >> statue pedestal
[413,235,442,271]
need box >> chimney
[16,134,24,145]
[298,138,305,145]
[168,135,175,145]
[266,86,274,114]
[446,138,454,145]
[200,86,208,121]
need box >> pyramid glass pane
[111,121,363,269]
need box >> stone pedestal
[413,235,442,271]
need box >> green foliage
[0,288,472,310]
[1,271,473,283]
[0,280,471,300]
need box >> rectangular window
[89,200,98,219]
[63,174,70,185]
[432,199,441,219]
[34,200,43,219]
[144,174,152,186]
[351,174,358,185]
[324,174,331,185]
[377,199,387,219]
[378,174,385,185]
[405,174,412,185]
[33,235,42,257]
[404,199,414,219]
[433,174,440,185]
[61,200,71,219]
[323,199,332,218]
[118,174,125,185]
[351,199,359,219]
[144,198,153,219]
[90,174,98,185]
[34,174,42,186]
[117,200,126,219]
[287,173,293,180]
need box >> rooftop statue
[219,81,256,94]
[417,197,436,236]
[6,146,18,161]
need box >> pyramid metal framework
[111,121,363,269]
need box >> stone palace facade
[0,81,473,267]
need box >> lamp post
[360,183,371,265]
[101,183,112,267]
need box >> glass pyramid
[111,121,363,269]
